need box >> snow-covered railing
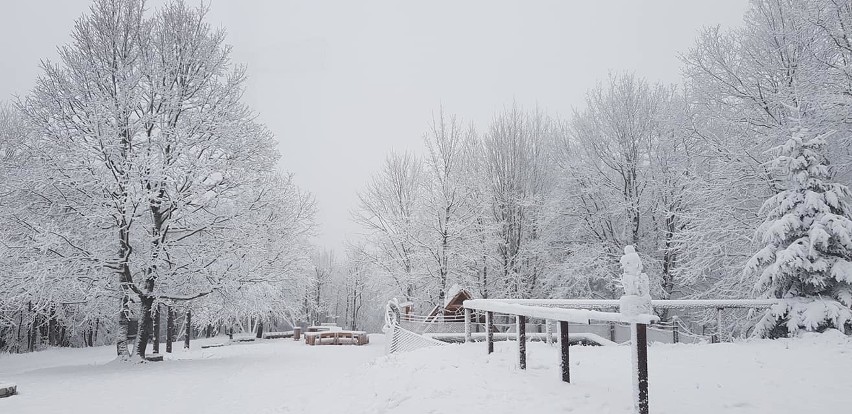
[463,298,657,414]
[476,298,780,343]
[463,299,659,324]
[384,299,449,354]
[479,298,779,309]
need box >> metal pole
[517,315,526,370]
[464,308,472,343]
[634,323,649,414]
[486,311,494,354]
[560,321,570,383]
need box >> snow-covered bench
[304,330,369,346]
[261,331,295,339]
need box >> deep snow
[1,332,850,413]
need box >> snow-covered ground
[1,332,851,413]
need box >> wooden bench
[304,330,369,346]
[261,331,295,339]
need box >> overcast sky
[0,0,749,251]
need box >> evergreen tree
[745,126,852,337]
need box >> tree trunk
[166,307,174,353]
[116,294,131,358]
[184,310,191,349]
[47,305,56,346]
[134,295,155,358]
[152,304,161,354]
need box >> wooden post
[545,320,553,345]
[184,310,191,349]
[633,323,650,414]
[464,308,472,343]
[671,316,679,344]
[560,321,570,383]
[256,320,264,339]
[152,304,161,354]
[517,315,526,370]
[609,322,616,342]
[486,311,494,354]
[716,307,724,343]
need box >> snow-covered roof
[444,284,463,307]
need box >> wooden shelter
[428,285,474,318]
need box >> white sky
[0,0,748,251]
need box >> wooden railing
[463,299,660,414]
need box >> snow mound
[798,328,851,345]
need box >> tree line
[347,0,852,336]
[0,0,316,358]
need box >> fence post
[560,321,570,383]
[545,319,553,345]
[609,322,616,342]
[633,323,649,414]
[464,308,472,343]
[517,315,526,370]
[716,307,724,343]
[671,315,679,344]
[486,311,494,354]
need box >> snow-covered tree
[745,126,852,337]
[352,151,425,303]
[12,0,316,358]
[417,109,478,303]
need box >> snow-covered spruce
[745,126,852,337]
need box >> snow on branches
[746,127,852,337]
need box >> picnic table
[306,325,342,333]
[304,330,369,346]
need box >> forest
[2,0,852,358]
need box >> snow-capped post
[619,245,651,414]
[486,311,494,354]
[464,308,472,343]
[545,320,553,345]
[619,245,652,316]
[559,321,570,383]
[517,315,526,369]
[716,307,723,343]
